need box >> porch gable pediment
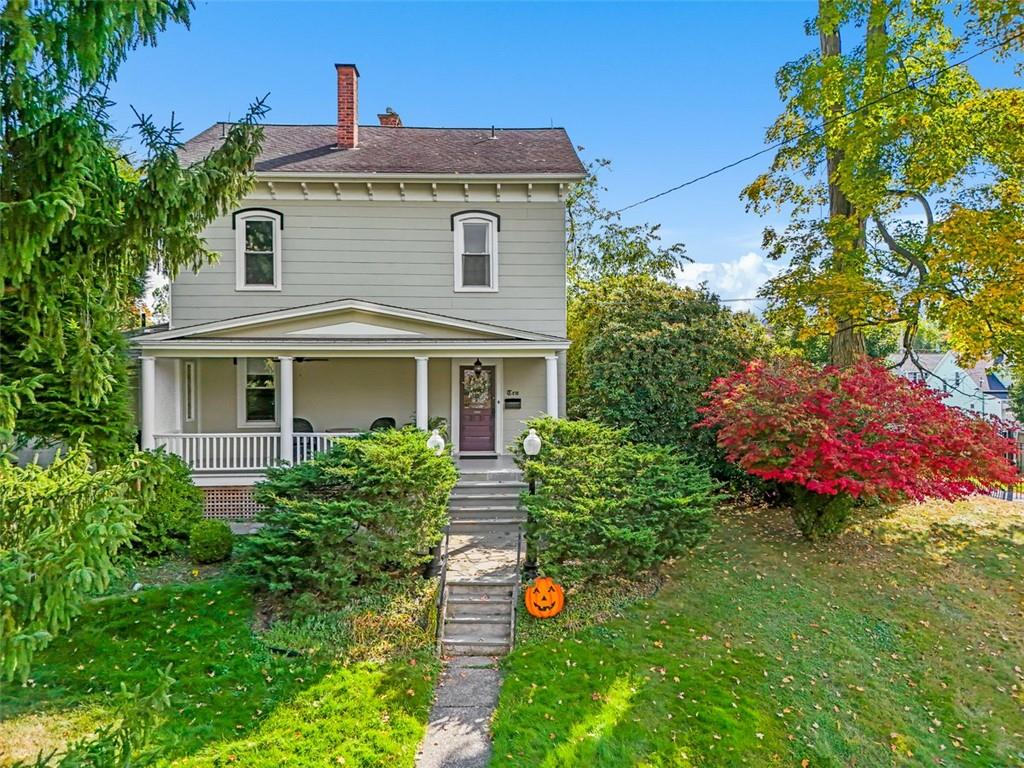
[135,299,556,344]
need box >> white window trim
[183,361,196,422]
[235,210,283,291]
[236,358,279,428]
[453,212,499,293]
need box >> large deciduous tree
[744,0,1024,370]
[566,159,687,291]
[0,0,266,460]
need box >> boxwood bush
[189,519,234,563]
[513,417,718,582]
[241,427,457,603]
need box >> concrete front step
[446,583,515,601]
[457,472,524,484]
[449,502,521,511]
[440,638,511,656]
[448,516,527,527]
[449,508,526,521]
[448,519,525,532]
[449,495,522,508]
[445,598,513,618]
[454,480,527,490]
[444,619,510,639]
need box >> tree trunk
[820,2,867,367]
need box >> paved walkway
[415,656,502,768]
[445,530,519,582]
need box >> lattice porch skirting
[202,486,263,520]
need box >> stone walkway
[415,656,502,768]
[445,530,519,582]
[416,458,524,767]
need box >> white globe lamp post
[523,428,542,457]
[426,429,445,456]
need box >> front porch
[134,300,567,478]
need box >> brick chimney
[335,63,359,149]
[378,107,402,127]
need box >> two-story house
[889,351,1014,420]
[132,64,584,516]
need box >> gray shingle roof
[178,124,585,176]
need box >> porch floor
[455,454,519,473]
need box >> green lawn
[0,574,438,767]
[493,498,1024,767]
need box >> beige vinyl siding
[171,200,567,337]
[501,357,547,451]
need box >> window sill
[235,285,282,292]
[453,286,499,293]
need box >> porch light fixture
[472,358,483,374]
[426,429,445,456]
[523,428,542,457]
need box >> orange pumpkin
[524,576,565,618]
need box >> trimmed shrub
[0,447,135,681]
[124,449,204,557]
[189,520,234,564]
[241,427,457,602]
[699,358,1020,540]
[512,417,718,582]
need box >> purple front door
[460,365,496,452]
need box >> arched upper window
[452,211,499,292]
[234,209,283,291]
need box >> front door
[460,365,496,453]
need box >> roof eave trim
[252,171,587,183]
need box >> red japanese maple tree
[698,358,1019,538]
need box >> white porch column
[545,354,559,418]
[415,356,429,431]
[279,356,294,464]
[140,356,156,450]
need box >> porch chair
[369,417,396,432]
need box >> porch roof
[132,298,568,356]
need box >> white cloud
[675,252,783,313]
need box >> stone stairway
[439,463,526,656]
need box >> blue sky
[107,1,1014,309]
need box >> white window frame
[453,212,499,293]
[236,358,279,428]
[235,210,282,291]
[183,361,196,422]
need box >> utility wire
[614,29,1024,214]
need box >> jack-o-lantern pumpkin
[524,576,565,618]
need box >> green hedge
[124,448,204,557]
[513,417,718,582]
[241,428,457,603]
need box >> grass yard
[493,497,1024,767]
[0,574,438,767]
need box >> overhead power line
[614,29,1024,214]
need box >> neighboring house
[889,352,1014,420]
[132,63,584,515]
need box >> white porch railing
[156,433,280,472]
[293,433,345,464]
[155,431,362,472]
